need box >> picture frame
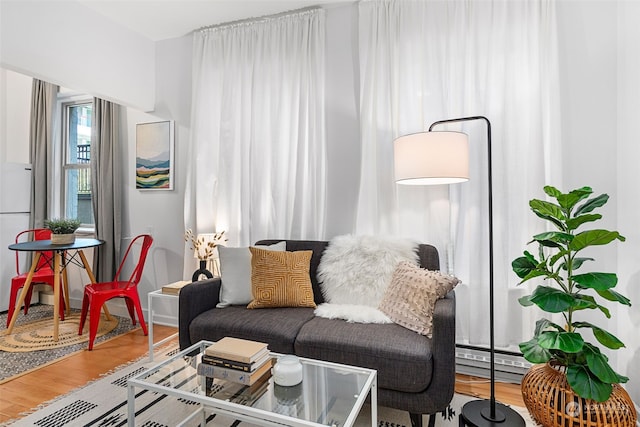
[136,120,174,190]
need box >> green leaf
[583,343,629,382]
[557,187,593,210]
[571,295,611,318]
[570,294,599,310]
[530,238,563,249]
[566,214,602,231]
[573,323,625,349]
[533,318,564,335]
[575,193,608,216]
[533,231,574,245]
[512,255,538,279]
[530,199,566,229]
[537,240,564,249]
[549,251,568,268]
[566,364,613,402]
[573,272,617,291]
[530,286,575,313]
[570,257,594,270]
[520,269,550,283]
[518,295,534,307]
[596,288,632,306]
[538,331,584,352]
[533,319,550,335]
[513,252,550,283]
[524,250,537,263]
[570,230,625,252]
[543,185,562,198]
[519,338,552,364]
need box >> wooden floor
[455,374,524,407]
[0,325,523,423]
[0,324,177,423]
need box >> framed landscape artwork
[136,121,174,190]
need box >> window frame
[58,97,94,229]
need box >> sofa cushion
[247,248,316,309]
[217,242,287,308]
[294,317,433,393]
[189,306,316,354]
[379,261,460,337]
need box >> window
[62,101,93,226]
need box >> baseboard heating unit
[455,344,531,384]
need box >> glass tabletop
[129,341,377,427]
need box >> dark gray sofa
[179,239,456,427]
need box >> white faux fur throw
[314,303,392,324]
[317,234,419,308]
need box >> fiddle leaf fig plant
[512,186,631,402]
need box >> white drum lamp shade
[394,131,470,185]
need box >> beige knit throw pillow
[379,261,459,337]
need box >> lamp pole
[428,116,524,426]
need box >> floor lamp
[393,116,525,427]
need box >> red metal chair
[7,228,66,327]
[78,234,153,350]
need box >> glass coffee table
[127,340,377,427]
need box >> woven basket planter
[521,363,637,427]
[50,233,75,245]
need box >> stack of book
[161,280,191,295]
[198,337,273,389]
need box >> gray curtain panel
[29,79,58,229]
[91,98,122,282]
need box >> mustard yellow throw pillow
[379,261,459,337]
[247,247,316,309]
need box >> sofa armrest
[178,278,221,350]
[428,290,456,404]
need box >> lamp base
[460,399,525,427]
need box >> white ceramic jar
[273,355,303,386]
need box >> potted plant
[44,218,81,245]
[512,186,636,426]
[184,229,227,281]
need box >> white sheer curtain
[357,0,561,351]
[186,8,327,252]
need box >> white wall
[0,1,155,112]
[113,108,190,324]
[0,69,31,163]
[155,36,193,128]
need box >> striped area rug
[3,344,534,427]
